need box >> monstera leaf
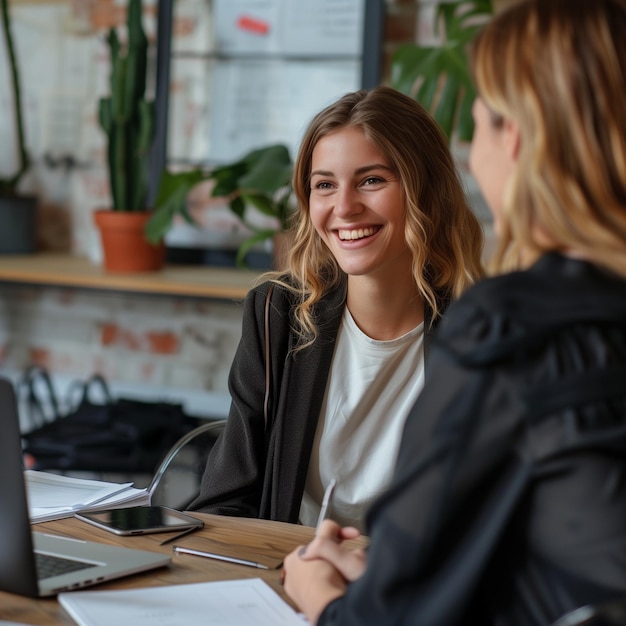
[390,0,493,142]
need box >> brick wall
[0,283,242,420]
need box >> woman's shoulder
[249,275,346,307]
[435,273,527,362]
[437,253,626,364]
[247,276,297,307]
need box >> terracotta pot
[94,210,165,273]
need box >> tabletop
[0,513,367,625]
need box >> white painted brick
[0,283,244,409]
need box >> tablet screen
[76,505,203,535]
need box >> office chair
[551,597,626,626]
[147,419,226,510]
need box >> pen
[315,478,337,535]
[172,545,269,570]
[281,479,338,586]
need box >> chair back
[148,419,226,510]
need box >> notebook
[0,377,171,598]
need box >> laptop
[0,377,171,597]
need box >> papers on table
[25,470,150,523]
[59,578,309,626]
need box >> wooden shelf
[0,254,263,300]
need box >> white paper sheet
[25,470,149,523]
[59,578,309,626]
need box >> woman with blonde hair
[283,1,626,623]
[190,86,484,529]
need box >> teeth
[338,227,377,241]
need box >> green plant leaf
[228,195,247,221]
[211,169,243,197]
[456,83,476,141]
[151,143,294,253]
[235,229,277,268]
[146,169,205,243]
[390,0,493,142]
[154,169,205,205]
[390,44,432,96]
[433,72,462,138]
[241,192,280,218]
[238,145,292,195]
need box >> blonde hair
[471,0,626,277]
[268,86,484,349]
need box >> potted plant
[94,0,161,272]
[146,144,294,269]
[390,0,494,142]
[0,0,38,253]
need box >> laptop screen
[0,377,42,596]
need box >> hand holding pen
[280,479,338,585]
[288,479,366,584]
[315,478,337,535]
[172,480,344,576]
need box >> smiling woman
[188,86,485,532]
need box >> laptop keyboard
[35,552,93,580]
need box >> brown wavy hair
[267,86,484,349]
[471,0,626,277]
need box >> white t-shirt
[299,307,425,532]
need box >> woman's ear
[503,118,521,161]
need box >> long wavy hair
[269,86,484,349]
[470,0,626,277]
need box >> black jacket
[190,278,444,523]
[320,253,626,626]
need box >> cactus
[98,0,155,211]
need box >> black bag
[21,369,199,474]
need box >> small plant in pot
[0,0,38,254]
[94,0,161,272]
[146,144,294,269]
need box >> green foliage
[0,0,29,196]
[390,0,493,142]
[146,144,293,267]
[98,0,155,211]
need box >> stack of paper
[59,578,309,626]
[25,470,150,523]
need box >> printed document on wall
[209,59,360,161]
[214,0,364,56]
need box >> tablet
[75,505,204,536]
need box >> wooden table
[0,513,367,625]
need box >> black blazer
[190,277,445,523]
